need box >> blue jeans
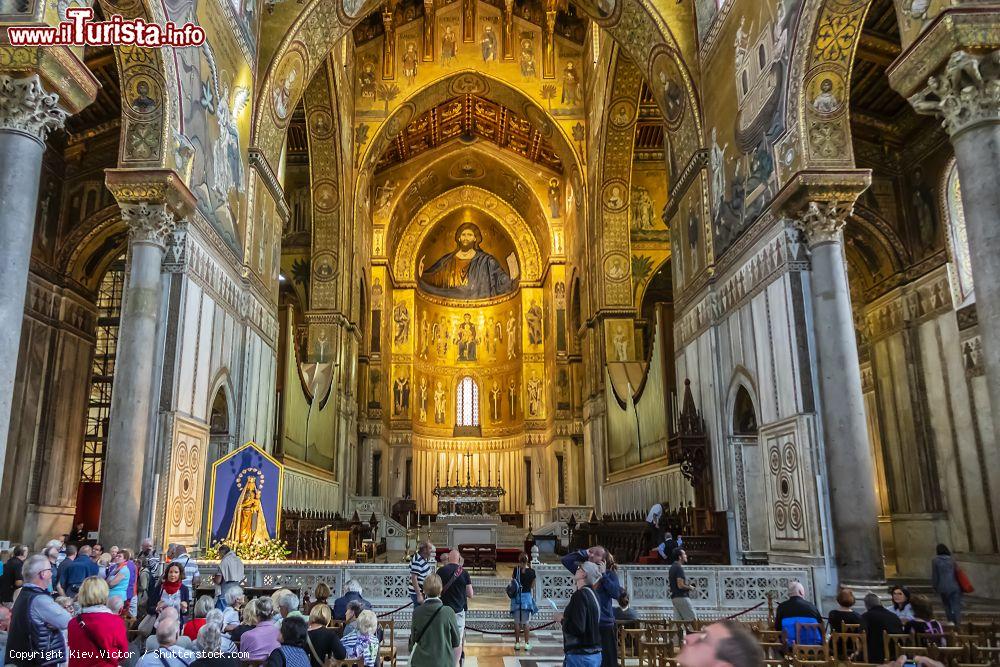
[940,591,962,624]
[565,652,601,667]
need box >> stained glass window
[456,376,479,426]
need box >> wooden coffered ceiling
[635,81,665,162]
[65,43,121,140]
[849,0,931,146]
[375,94,564,173]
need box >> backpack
[505,568,522,599]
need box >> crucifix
[463,452,474,485]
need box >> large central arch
[251,0,704,180]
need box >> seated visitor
[332,580,371,621]
[889,585,915,623]
[861,593,904,663]
[182,595,215,641]
[190,625,240,667]
[827,588,863,633]
[305,603,347,667]
[341,610,381,667]
[264,616,312,667]
[240,597,281,660]
[136,617,196,667]
[774,581,823,646]
[227,598,258,646]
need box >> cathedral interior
[1,0,999,599]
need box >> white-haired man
[4,554,71,666]
[219,585,244,632]
[276,590,305,624]
[137,615,195,667]
[333,579,371,621]
[144,607,195,652]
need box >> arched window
[456,376,479,427]
[945,162,975,307]
[732,386,758,435]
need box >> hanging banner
[208,442,283,546]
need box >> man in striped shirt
[408,540,435,607]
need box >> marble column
[796,201,885,584]
[99,202,175,549]
[0,74,68,504]
[907,49,1000,439]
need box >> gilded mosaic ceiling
[352,0,590,47]
[375,94,564,173]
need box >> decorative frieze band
[910,50,1000,137]
[861,266,953,342]
[0,74,67,143]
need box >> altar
[432,472,505,519]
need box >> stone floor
[393,631,570,667]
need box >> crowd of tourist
[0,538,391,667]
[0,530,978,667]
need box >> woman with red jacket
[68,576,129,667]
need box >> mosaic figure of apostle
[418,222,514,299]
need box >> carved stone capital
[909,49,1000,136]
[121,201,176,248]
[794,200,853,247]
[0,74,67,143]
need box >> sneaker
[524,643,533,651]
[515,641,523,650]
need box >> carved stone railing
[207,561,816,620]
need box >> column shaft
[0,74,67,514]
[802,204,884,584]
[811,241,885,582]
[99,205,173,548]
[951,126,1000,431]
[0,133,44,493]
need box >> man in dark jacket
[5,555,71,666]
[331,579,372,621]
[557,561,603,667]
[0,545,27,604]
[862,593,904,663]
[774,581,823,645]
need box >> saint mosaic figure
[419,377,428,421]
[481,25,497,61]
[418,222,515,299]
[394,374,410,415]
[393,301,410,344]
[526,301,543,345]
[434,381,447,423]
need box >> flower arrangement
[204,538,290,561]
